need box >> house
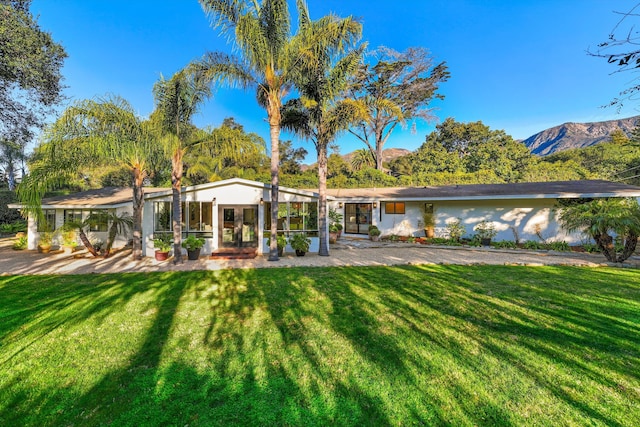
[14,178,640,256]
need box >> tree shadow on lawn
[386,265,639,427]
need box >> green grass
[1,265,639,426]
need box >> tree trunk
[172,151,184,264]
[375,142,383,171]
[78,228,99,257]
[594,232,617,263]
[268,121,280,261]
[317,142,329,256]
[618,232,639,263]
[104,222,117,258]
[132,167,145,260]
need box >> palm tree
[93,211,134,257]
[192,0,351,260]
[281,13,364,256]
[153,70,213,263]
[350,148,375,171]
[18,96,159,260]
[557,198,640,262]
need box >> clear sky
[31,0,640,162]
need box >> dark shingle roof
[40,187,168,207]
[324,180,640,200]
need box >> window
[264,201,318,236]
[37,209,56,232]
[89,210,109,232]
[64,210,83,224]
[153,201,213,236]
[154,202,172,232]
[385,202,405,214]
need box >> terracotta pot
[329,232,338,244]
[155,250,169,261]
[425,227,435,238]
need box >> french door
[218,205,258,248]
[344,203,373,234]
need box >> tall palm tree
[192,0,352,260]
[153,70,213,263]
[282,13,364,256]
[18,96,158,260]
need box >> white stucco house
[13,178,640,257]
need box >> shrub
[474,220,497,240]
[368,225,381,237]
[12,235,27,250]
[153,233,173,252]
[523,240,543,250]
[547,241,570,251]
[267,234,287,249]
[492,240,517,249]
[446,218,465,241]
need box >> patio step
[210,247,258,260]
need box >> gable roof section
[325,180,640,201]
[143,177,322,200]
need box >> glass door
[344,203,372,234]
[218,205,258,248]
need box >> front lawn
[1,266,638,426]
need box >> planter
[155,250,170,261]
[38,244,52,254]
[278,247,284,257]
[424,227,435,238]
[295,250,306,257]
[329,232,338,244]
[370,235,380,242]
[62,245,77,254]
[187,248,201,260]
[480,238,492,246]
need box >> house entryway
[213,205,259,259]
[344,203,373,234]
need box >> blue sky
[31,0,640,162]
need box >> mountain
[523,115,640,156]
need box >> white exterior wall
[331,198,588,244]
[27,206,133,251]
[143,182,322,257]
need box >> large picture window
[153,201,213,237]
[64,210,83,224]
[264,201,318,236]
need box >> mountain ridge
[523,115,640,155]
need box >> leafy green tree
[18,96,160,260]
[350,148,375,171]
[0,0,66,145]
[279,140,308,175]
[557,198,640,263]
[609,128,630,145]
[347,47,449,170]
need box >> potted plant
[59,224,78,254]
[328,223,340,244]
[38,231,54,253]
[329,208,343,238]
[289,233,311,256]
[422,210,436,238]
[182,235,205,260]
[446,218,465,242]
[267,234,287,256]
[368,225,381,242]
[153,233,172,261]
[474,220,497,246]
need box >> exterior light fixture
[260,197,264,205]
[372,202,377,208]
[212,197,216,205]
[338,202,343,208]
